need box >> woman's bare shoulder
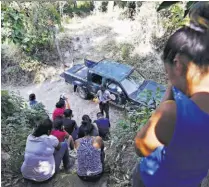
[93,136,103,149]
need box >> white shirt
[21,134,59,182]
[97,90,111,102]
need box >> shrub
[1,2,61,55]
[120,43,134,61]
[64,1,94,17]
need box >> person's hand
[65,98,70,109]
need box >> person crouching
[21,118,71,183]
[94,112,110,140]
[75,120,105,182]
[51,116,74,150]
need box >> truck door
[88,71,103,95]
[107,81,127,106]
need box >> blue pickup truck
[61,59,165,108]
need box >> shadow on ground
[17,173,108,187]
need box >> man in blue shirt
[94,112,110,140]
[29,93,38,108]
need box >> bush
[160,3,189,35]
[120,43,134,61]
[1,44,43,85]
[64,1,94,17]
[1,2,61,55]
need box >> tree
[157,1,199,17]
[1,2,61,54]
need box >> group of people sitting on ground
[21,93,111,183]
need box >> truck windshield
[120,70,145,95]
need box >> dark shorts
[132,163,146,187]
[77,172,103,182]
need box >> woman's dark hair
[56,100,65,108]
[53,116,63,130]
[81,115,93,136]
[163,3,209,72]
[64,109,72,118]
[163,26,209,71]
[82,121,93,136]
[82,115,92,123]
[33,118,53,137]
[29,93,36,101]
[189,2,209,31]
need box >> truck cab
[62,59,165,108]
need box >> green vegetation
[1,2,61,54]
[106,88,161,186]
[63,1,94,17]
[157,1,198,17]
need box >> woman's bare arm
[75,140,80,150]
[65,98,70,109]
[93,136,104,150]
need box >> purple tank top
[77,137,103,176]
[140,87,209,187]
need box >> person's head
[56,100,65,109]
[163,3,209,96]
[33,118,53,137]
[29,93,36,101]
[97,112,104,119]
[64,109,73,118]
[82,120,93,136]
[53,116,63,130]
[82,114,92,123]
[101,85,106,92]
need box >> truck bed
[65,64,88,80]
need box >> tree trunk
[52,26,64,67]
[108,1,114,13]
[73,0,77,8]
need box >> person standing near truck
[96,85,111,119]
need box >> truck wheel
[77,86,88,99]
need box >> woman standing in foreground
[133,2,209,187]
